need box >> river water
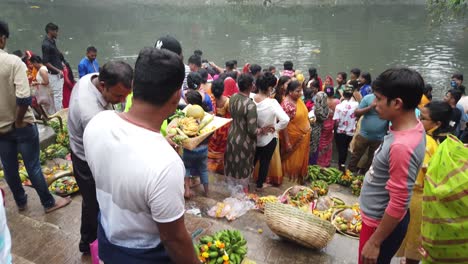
[2,1,467,98]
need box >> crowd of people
[1,18,467,264]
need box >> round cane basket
[265,202,335,249]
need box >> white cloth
[35,66,56,115]
[48,73,64,111]
[68,73,112,161]
[84,111,185,249]
[254,98,290,147]
[333,99,359,136]
[0,194,12,264]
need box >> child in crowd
[304,87,314,112]
[333,86,359,170]
[183,90,211,198]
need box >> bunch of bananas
[178,117,200,137]
[196,229,248,264]
[313,208,333,221]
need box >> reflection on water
[1,2,467,98]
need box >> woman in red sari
[223,77,238,97]
[61,58,76,108]
[317,86,340,167]
[208,79,231,174]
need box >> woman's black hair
[324,86,334,97]
[237,73,254,92]
[198,68,208,84]
[185,90,209,112]
[350,68,361,78]
[286,80,301,94]
[424,84,433,100]
[337,72,347,82]
[424,101,453,140]
[187,71,202,90]
[310,80,320,89]
[304,87,313,100]
[211,79,224,99]
[274,75,291,103]
[256,72,277,93]
[308,67,318,78]
[226,71,237,81]
[283,61,293,71]
[349,80,359,91]
[29,55,43,64]
[360,72,372,85]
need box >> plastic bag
[207,185,255,221]
[34,86,55,114]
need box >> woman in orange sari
[208,79,231,174]
[280,80,311,183]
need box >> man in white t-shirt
[84,47,200,264]
[333,86,359,170]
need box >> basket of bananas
[167,105,232,150]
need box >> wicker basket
[265,201,335,249]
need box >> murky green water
[2,1,467,98]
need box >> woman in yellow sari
[396,101,452,264]
[280,80,311,183]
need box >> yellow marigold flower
[223,255,229,261]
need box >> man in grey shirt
[68,61,133,253]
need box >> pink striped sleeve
[385,143,412,219]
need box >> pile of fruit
[167,105,216,145]
[43,144,69,160]
[332,204,362,237]
[307,165,343,185]
[280,186,316,207]
[196,229,247,264]
[351,175,364,196]
[255,195,278,211]
[310,180,329,196]
[48,176,79,196]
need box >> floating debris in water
[311,49,321,54]
[30,6,40,8]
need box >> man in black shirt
[42,22,64,111]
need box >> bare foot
[45,196,72,213]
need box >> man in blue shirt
[348,91,389,174]
[78,46,99,78]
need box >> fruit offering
[48,176,79,196]
[351,175,364,196]
[256,195,278,211]
[196,229,247,264]
[332,204,362,237]
[168,105,215,145]
[310,180,329,196]
[281,186,316,207]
